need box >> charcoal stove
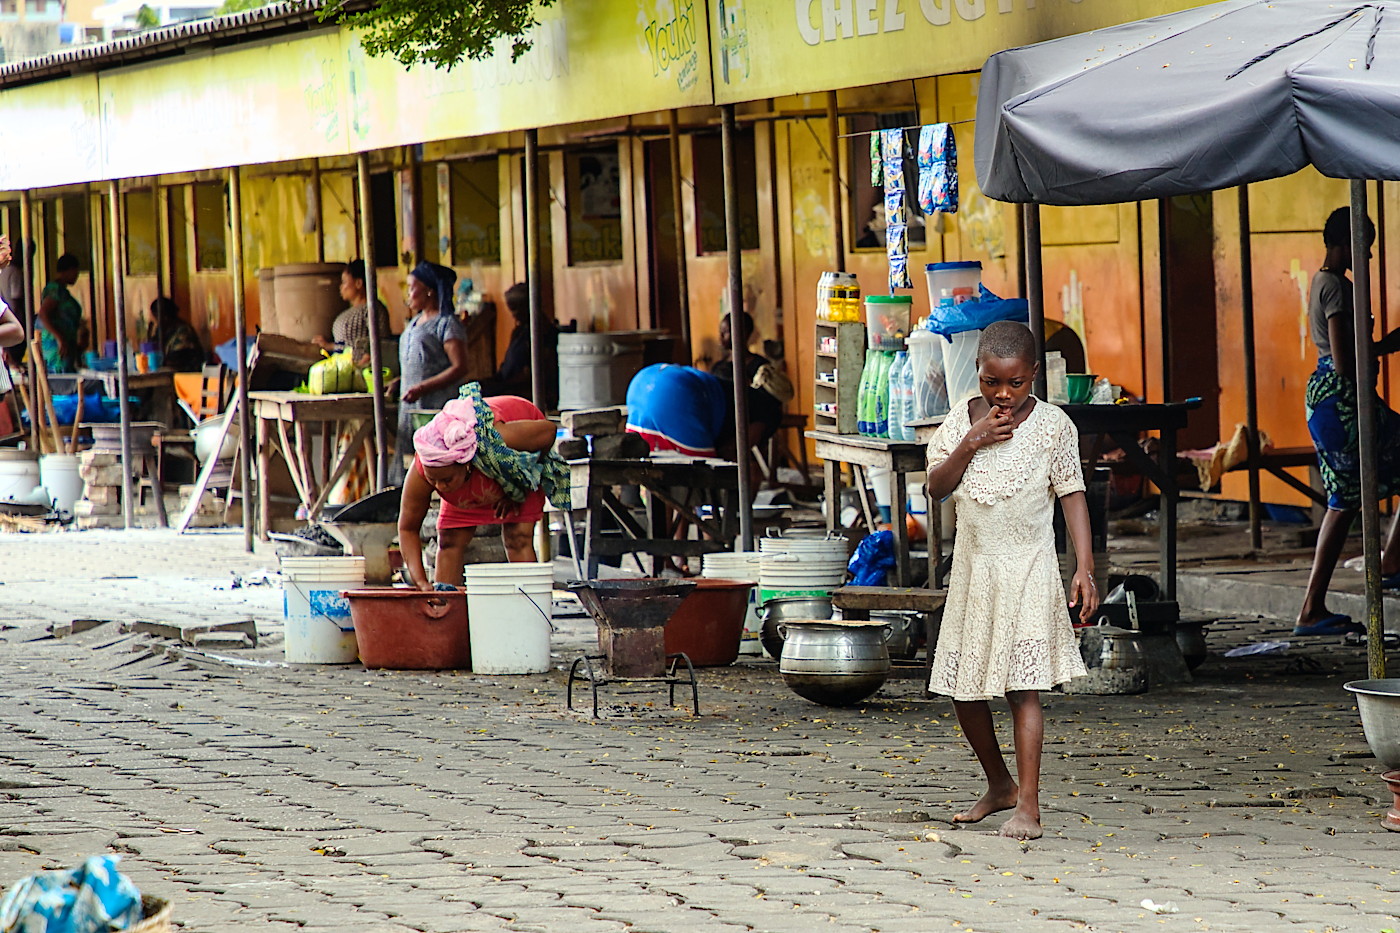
[567,579,700,717]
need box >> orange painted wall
[1214,173,1400,506]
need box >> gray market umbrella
[977,1,1400,205]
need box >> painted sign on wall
[711,0,1207,102]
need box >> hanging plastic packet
[870,133,883,187]
[881,129,911,291]
[881,128,905,182]
[886,224,911,291]
[883,181,907,228]
[918,123,959,214]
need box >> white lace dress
[926,400,1089,701]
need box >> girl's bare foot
[998,807,1043,840]
[952,784,1018,824]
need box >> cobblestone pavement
[1,530,1398,932]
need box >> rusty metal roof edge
[0,0,374,89]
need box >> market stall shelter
[976,0,1400,676]
[0,0,1318,547]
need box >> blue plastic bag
[848,530,896,587]
[0,855,142,933]
[927,284,1029,337]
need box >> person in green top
[37,254,85,374]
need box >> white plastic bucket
[702,551,764,655]
[940,330,984,406]
[281,556,366,663]
[0,451,40,502]
[759,554,848,603]
[465,562,553,673]
[758,535,848,563]
[39,454,82,516]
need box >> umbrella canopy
[976,1,1400,205]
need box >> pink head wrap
[413,398,479,467]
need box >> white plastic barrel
[465,562,553,673]
[39,454,82,516]
[702,551,764,655]
[759,553,848,603]
[0,450,40,502]
[281,556,366,663]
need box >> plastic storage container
[940,330,984,405]
[906,329,949,418]
[924,261,983,309]
[864,295,912,349]
[344,587,471,670]
[664,578,755,666]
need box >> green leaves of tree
[320,0,560,70]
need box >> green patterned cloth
[460,382,571,510]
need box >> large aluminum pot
[778,619,890,707]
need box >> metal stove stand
[567,653,700,718]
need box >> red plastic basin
[343,587,471,670]
[664,578,754,666]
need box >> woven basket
[129,896,172,933]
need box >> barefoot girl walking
[924,321,1099,840]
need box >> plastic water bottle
[888,351,908,442]
[873,351,893,439]
[857,348,878,436]
[901,351,919,440]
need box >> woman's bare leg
[951,700,1018,824]
[434,527,475,586]
[1298,507,1357,626]
[503,521,539,562]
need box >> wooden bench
[832,586,946,685]
[1227,445,1327,507]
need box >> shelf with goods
[814,320,866,435]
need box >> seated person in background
[479,282,558,406]
[150,297,206,372]
[707,310,789,448]
[312,259,394,361]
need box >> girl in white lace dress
[925,321,1098,840]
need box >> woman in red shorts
[397,395,557,589]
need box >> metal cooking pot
[759,596,834,659]
[871,611,919,661]
[778,619,891,707]
[1063,622,1148,695]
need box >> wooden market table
[564,455,740,580]
[911,400,1199,600]
[805,431,933,588]
[250,391,378,539]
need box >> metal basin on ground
[1344,679,1400,770]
